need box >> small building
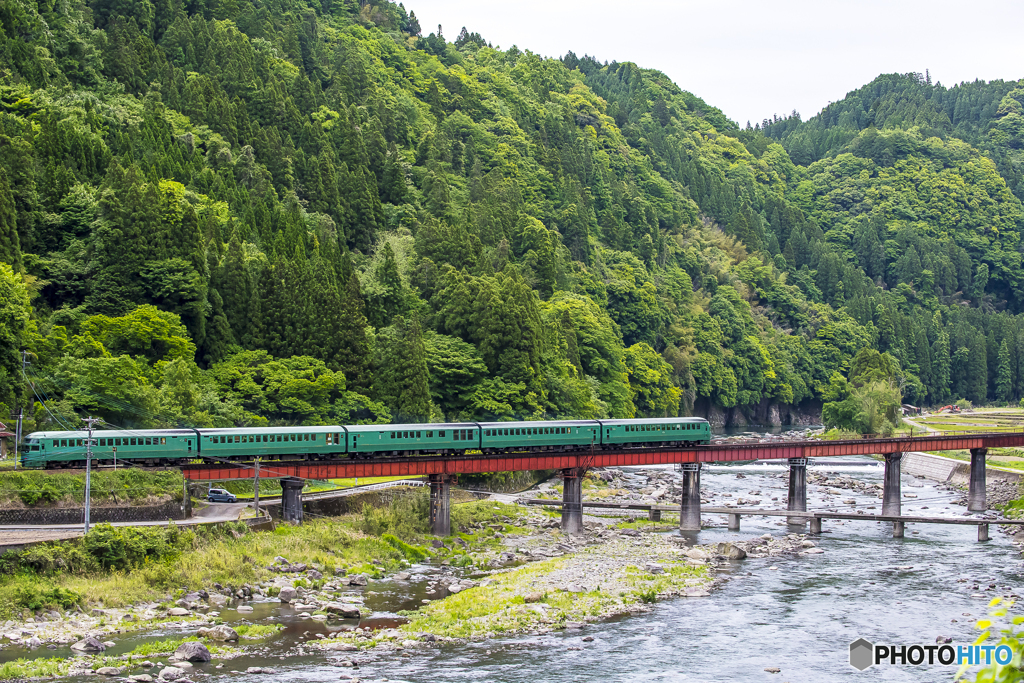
[0,422,13,458]
[900,404,921,416]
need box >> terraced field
[912,409,1024,469]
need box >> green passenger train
[18,417,710,469]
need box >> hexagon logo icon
[849,638,874,671]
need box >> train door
[187,439,192,452]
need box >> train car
[345,423,479,457]
[196,427,345,462]
[480,420,600,453]
[597,417,710,447]
[20,429,197,468]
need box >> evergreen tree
[374,316,435,422]
[0,169,20,270]
[931,331,951,402]
[997,338,1014,402]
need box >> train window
[454,430,460,440]
[311,434,317,441]
[416,431,421,438]
[161,438,166,445]
[335,433,341,443]
[439,431,446,437]
[390,432,395,439]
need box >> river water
[24,448,1024,682]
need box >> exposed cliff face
[693,399,822,429]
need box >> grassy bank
[0,491,521,620]
[0,469,182,507]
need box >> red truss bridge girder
[180,432,1024,481]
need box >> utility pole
[12,407,22,470]
[253,457,261,517]
[14,351,27,470]
[83,416,101,534]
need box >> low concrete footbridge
[181,431,1024,536]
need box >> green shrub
[450,554,474,568]
[359,491,430,538]
[12,582,80,611]
[381,534,427,562]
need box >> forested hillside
[1,0,1023,434]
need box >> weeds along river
[48,454,1024,682]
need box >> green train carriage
[20,429,196,468]
[195,427,343,462]
[598,417,710,447]
[479,420,599,452]
[346,423,480,457]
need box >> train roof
[597,417,708,426]
[26,429,197,439]
[478,420,600,428]
[194,426,343,435]
[345,422,476,433]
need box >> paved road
[0,502,252,548]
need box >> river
[18,441,1024,682]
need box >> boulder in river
[158,666,184,681]
[167,607,190,617]
[70,636,105,652]
[174,641,211,663]
[324,603,362,619]
[278,586,297,603]
[716,543,747,560]
[349,574,368,586]
[95,667,124,676]
[196,625,238,642]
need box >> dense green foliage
[0,468,183,506]
[2,2,1024,430]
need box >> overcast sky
[405,0,1024,126]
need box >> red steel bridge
[182,431,1024,536]
[182,431,1024,481]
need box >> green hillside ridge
[1,0,1023,436]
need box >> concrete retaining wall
[902,452,1023,484]
[0,498,188,525]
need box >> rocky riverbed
[3,455,1022,682]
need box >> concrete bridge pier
[809,517,822,534]
[429,474,456,536]
[281,477,305,524]
[893,520,905,538]
[787,457,808,526]
[679,463,702,531]
[882,452,902,517]
[969,448,988,512]
[561,469,584,535]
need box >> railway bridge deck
[182,431,1024,536]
